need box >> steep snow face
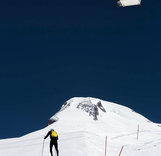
[0,97,161,156]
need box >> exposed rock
[48,116,59,125]
[77,100,106,120]
[97,101,106,112]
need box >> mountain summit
[49,97,107,123]
[48,97,151,133]
[0,97,161,156]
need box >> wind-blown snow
[0,97,161,156]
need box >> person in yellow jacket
[44,129,59,156]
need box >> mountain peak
[60,97,106,120]
[48,97,150,126]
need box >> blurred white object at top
[117,0,141,7]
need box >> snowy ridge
[49,97,150,124]
[0,97,161,156]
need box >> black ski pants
[50,140,59,156]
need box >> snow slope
[0,97,161,156]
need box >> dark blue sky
[0,0,161,139]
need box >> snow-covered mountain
[0,97,161,156]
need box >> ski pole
[41,138,45,156]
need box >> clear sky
[0,0,161,139]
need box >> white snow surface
[0,97,161,156]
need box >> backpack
[51,130,58,138]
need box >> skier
[44,129,59,156]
